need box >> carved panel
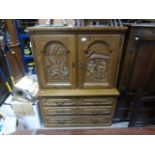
[84,41,112,82]
[43,41,70,82]
[43,98,76,106]
[78,97,114,105]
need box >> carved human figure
[97,60,107,79]
[86,60,96,77]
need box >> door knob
[134,37,140,41]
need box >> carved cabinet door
[32,35,76,88]
[78,34,122,88]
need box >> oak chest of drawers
[28,26,127,127]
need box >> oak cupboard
[28,26,127,127]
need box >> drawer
[43,107,77,115]
[44,115,112,127]
[44,116,77,127]
[78,97,115,106]
[78,106,113,115]
[78,116,111,125]
[41,97,76,106]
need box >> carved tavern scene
[85,41,111,82]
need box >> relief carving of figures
[44,41,69,81]
[85,41,111,82]
[86,57,108,81]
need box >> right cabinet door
[78,34,122,88]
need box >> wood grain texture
[39,96,117,127]
[13,128,155,135]
[28,26,127,32]
[116,25,155,122]
[78,34,122,88]
[38,88,119,96]
[6,19,24,80]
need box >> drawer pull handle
[58,120,66,124]
[56,102,64,106]
[92,120,99,123]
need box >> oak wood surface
[38,88,119,96]
[28,26,127,31]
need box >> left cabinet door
[32,35,76,89]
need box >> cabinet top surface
[27,25,127,32]
[38,88,119,97]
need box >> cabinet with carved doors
[28,26,127,127]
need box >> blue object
[0,122,4,133]
[14,20,36,74]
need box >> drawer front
[78,116,111,125]
[41,97,76,106]
[44,115,112,127]
[78,97,114,106]
[44,116,77,127]
[78,106,113,115]
[43,107,77,115]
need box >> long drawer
[42,106,113,115]
[44,115,111,127]
[41,97,115,106]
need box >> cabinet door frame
[77,34,122,88]
[31,34,77,89]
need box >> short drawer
[78,106,113,115]
[43,107,77,115]
[44,116,77,127]
[78,97,115,106]
[41,97,76,106]
[77,116,111,125]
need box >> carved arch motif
[85,41,112,82]
[43,41,69,81]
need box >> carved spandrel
[43,41,70,82]
[84,41,112,82]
